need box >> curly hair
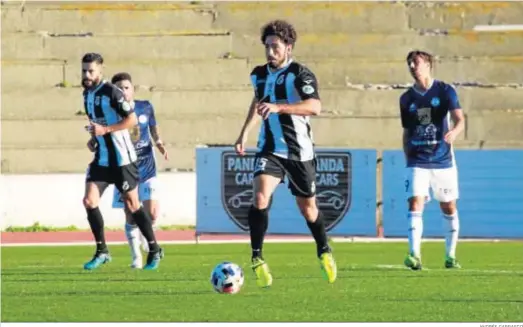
[406,50,434,68]
[260,20,297,46]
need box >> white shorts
[405,166,459,203]
[112,177,159,208]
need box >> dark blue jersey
[128,100,157,181]
[400,80,462,169]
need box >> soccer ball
[210,262,244,294]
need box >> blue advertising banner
[382,150,523,238]
[196,147,377,236]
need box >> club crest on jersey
[302,85,315,95]
[416,107,432,125]
[276,75,285,85]
[138,114,148,124]
[94,96,100,106]
[431,97,440,107]
[122,101,132,112]
[220,151,352,232]
[409,103,417,112]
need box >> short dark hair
[406,50,434,68]
[111,72,132,84]
[82,52,104,64]
[260,20,297,47]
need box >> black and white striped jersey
[83,80,137,167]
[250,60,320,162]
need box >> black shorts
[86,162,139,194]
[253,153,317,198]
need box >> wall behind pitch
[382,150,523,238]
[196,147,377,236]
[1,172,196,230]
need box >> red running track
[1,231,313,244]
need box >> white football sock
[408,211,423,258]
[443,212,459,258]
[125,223,142,261]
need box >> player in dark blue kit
[88,72,168,268]
[399,50,466,270]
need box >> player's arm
[148,103,169,160]
[104,114,137,133]
[235,96,259,155]
[87,135,97,152]
[449,109,465,134]
[107,87,137,133]
[235,70,262,155]
[276,98,321,116]
[402,129,410,160]
[238,96,259,138]
[150,126,162,144]
[399,94,410,160]
[90,87,137,136]
[147,103,161,144]
[259,66,321,118]
[282,66,321,116]
[444,86,466,144]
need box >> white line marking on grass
[372,264,517,274]
[1,237,517,247]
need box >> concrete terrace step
[1,31,232,61]
[3,113,523,166]
[3,31,523,61]
[1,2,215,33]
[2,118,247,148]
[1,60,66,90]
[231,31,523,59]
[5,56,523,91]
[1,145,197,174]
[211,2,408,33]
[3,2,522,34]
[405,2,523,30]
[212,2,523,32]
[4,138,523,174]
[3,87,523,121]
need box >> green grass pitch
[2,242,522,322]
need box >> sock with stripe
[443,212,460,258]
[407,211,423,257]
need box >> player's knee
[254,191,271,209]
[83,196,98,209]
[125,209,135,224]
[408,197,424,212]
[296,197,318,222]
[149,204,159,222]
[440,201,456,215]
[124,197,141,213]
